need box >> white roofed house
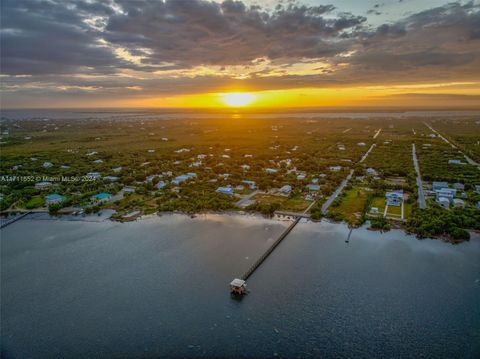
[448,159,465,165]
[432,181,449,191]
[92,159,103,164]
[42,161,53,168]
[435,188,456,201]
[216,186,234,195]
[112,167,122,173]
[104,176,119,182]
[265,168,278,174]
[35,181,53,190]
[280,185,292,194]
[172,175,189,185]
[329,166,342,172]
[386,190,403,206]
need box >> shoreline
[1,208,474,244]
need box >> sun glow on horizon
[221,92,255,107]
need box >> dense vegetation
[406,205,479,241]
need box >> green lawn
[370,197,386,214]
[281,196,310,212]
[252,194,309,212]
[387,204,402,216]
[333,187,368,225]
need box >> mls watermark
[0,175,98,182]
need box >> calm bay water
[1,214,480,358]
[2,108,480,121]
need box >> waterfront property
[386,190,403,206]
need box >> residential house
[35,181,53,190]
[280,185,292,194]
[42,162,53,168]
[265,168,278,174]
[172,175,189,185]
[329,166,342,172]
[435,188,456,201]
[112,167,122,173]
[366,168,378,176]
[432,181,449,191]
[386,190,403,206]
[104,176,119,182]
[306,184,320,191]
[452,183,465,191]
[216,186,234,195]
[93,159,103,164]
[448,159,465,165]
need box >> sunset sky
[1,0,480,109]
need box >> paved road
[235,190,259,208]
[321,169,354,214]
[412,143,426,209]
[360,144,376,163]
[424,122,479,166]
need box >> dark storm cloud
[103,0,363,66]
[0,0,122,75]
[1,0,480,103]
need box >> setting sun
[221,92,255,107]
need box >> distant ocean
[2,108,480,121]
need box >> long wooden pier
[241,217,301,281]
[0,211,31,229]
